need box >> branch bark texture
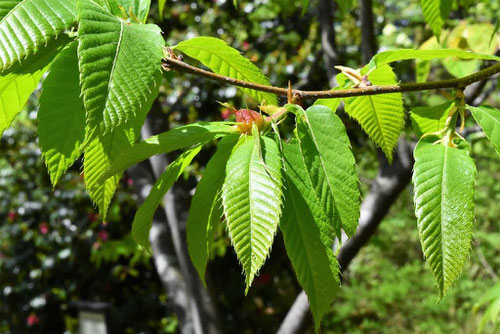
[162,57,500,100]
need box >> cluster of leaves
[1,0,499,330]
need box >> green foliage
[294,105,360,237]
[174,37,278,106]
[342,65,404,162]
[158,0,166,18]
[413,136,476,297]
[133,146,202,250]
[187,135,239,284]
[221,134,283,292]
[0,1,19,21]
[281,140,340,330]
[113,0,151,22]
[367,48,500,71]
[83,67,162,218]
[38,42,85,186]
[420,0,452,39]
[474,281,500,332]
[103,122,239,179]
[469,105,500,156]
[78,0,164,138]
[411,101,454,138]
[0,35,67,137]
[0,0,76,73]
[0,0,499,331]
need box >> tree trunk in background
[318,0,340,87]
[277,140,414,334]
[360,0,377,64]
[129,108,222,334]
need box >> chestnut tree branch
[162,57,500,100]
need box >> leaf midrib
[439,144,449,291]
[301,115,339,228]
[103,19,125,121]
[367,95,388,152]
[247,139,258,280]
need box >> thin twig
[162,57,500,100]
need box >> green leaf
[301,0,310,15]
[0,0,77,73]
[296,105,360,237]
[133,145,202,250]
[84,68,162,218]
[491,19,500,46]
[420,0,452,39]
[0,1,20,21]
[343,65,404,162]
[102,122,238,180]
[0,73,43,137]
[412,136,476,297]
[78,0,164,138]
[221,134,283,292]
[38,42,86,186]
[187,135,239,284]
[334,0,354,14]
[116,0,151,22]
[367,48,500,71]
[468,105,500,156]
[174,37,278,106]
[0,35,66,137]
[281,140,340,330]
[158,0,166,18]
[474,281,500,332]
[411,101,454,138]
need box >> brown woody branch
[162,57,500,100]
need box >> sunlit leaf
[133,146,202,250]
[413,136,476,297]
[174,37,278,106]
[469,105,500,156]
[78,0,164,137]
[221,135,283,292]
[38,42,86,186]
[187,135,239,284]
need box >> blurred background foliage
[0,0,499,333]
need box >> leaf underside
[175,37,278,106]
[413,137,476,297]
[187,135,239,284]
[0,34,67,136]
[222,135,283,293]
[38,42,86,186]
[411,101,454,138]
